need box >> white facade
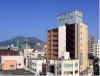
[1,56,24,69]
[32,51,45,58]
[24,48,34,58]
[31,59,46,75]
[47,52,79,76]
[57,10,82,26]
[93,40,100,58]
[10,44,18,51]
[58,25,66,58]
[55,59,79,76]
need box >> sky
[0,0,99,42]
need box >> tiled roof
[0,49,19,55]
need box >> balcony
[52,55,58,59]
[47,55,51,59]
[52,51,58,54]
[47,46,51,49]
[48,37,51,40]
[52,42,58,45]
[52,32,58,36]
[52,37,58,40]
[52,46,58,50]
[48,33,51,37]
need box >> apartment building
[93,40,100,58]
[1,56,24,70]
[47,28,58,62]
[88,35,95,53]
[46,10,88,74]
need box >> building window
[53,54,58,56]
[81,26,82,29]
[81,37,82,40]
[35,69,36,71]
[80,53,83,65]
[64,71,69,75]
[70,71,73,74]
[81,32,82,34]
[75,63,78,67]
[59,19,61,22]
[18,63,21,66]
[81,43,82,46]
[64,71,73,75]
[75,70,78,73]
[81,49,82,52]
[10,65,14,68]
[81,67,82,70]
[64,64,73,68]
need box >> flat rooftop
[0,69,35,75]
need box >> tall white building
[93,40,100,58]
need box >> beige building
[1,56,24,70]
[88,35,94,53]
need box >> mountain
[0,36,44,48]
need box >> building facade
[24,48,34,58]
[46,28,58,63]
[1,56,24,70]
[93,40,100,58]
[46,10,88,74]
[47,52,79,76]
[88,35,95,53]
[26,58,46,76]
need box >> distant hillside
[0,36,44,48]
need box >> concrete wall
[93,40,100,58]
[55,59,79,76]
[31,59,46,75]
[75,23,88,72]
[58,25,66,58]
[57,10,82,26]
[1,56,24,69]
[24,49,34,58]
[2,60,16,70]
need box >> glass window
[70,71,73,74]
[10,65,14,68]
[64,64,73,68]
[75,70,78,73]
[75,63,78,67]
[80,53,83,65]
[64,71,69,75]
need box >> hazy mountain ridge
[0,36,44,47]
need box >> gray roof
[0,69,35,75]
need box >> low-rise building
[93,40,100,58]
[47,52,79,76]
[26,57,46,76]
[32,50,46,58]
[24,48,34,58]
[1,56,24,70]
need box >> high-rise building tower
[88,35,95,53]
[46,10,88,74]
